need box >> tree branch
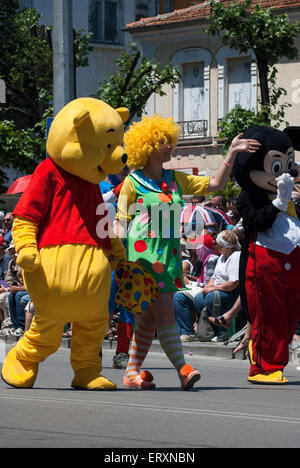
[127,64,153,92]
[5,82,41,120]
[119,51,141,102]
[126,77,169,126]
[0,104,34,120]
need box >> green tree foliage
[210,178,242,201]
[210,104,275,200]
[0,0,92,191]
[213,100,294,200]
[206,0,300,200]
[218,105,269,154]
[97,43,181,127]
[206,0,300,120]
[211,105,274,199]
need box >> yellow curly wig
[124,114,180,170]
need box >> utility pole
[53,0,74,116]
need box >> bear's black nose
[122,153,128,164]
[289,168,299,177]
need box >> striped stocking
[125,323,155,380]
[157,324,186,373]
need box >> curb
[0,334,246,360]
[1,334,296,362]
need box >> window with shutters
[89,0,121,45]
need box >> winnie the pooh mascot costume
[1,98,129,390]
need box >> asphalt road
[0,347,299,450]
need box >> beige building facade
[127,1,300,175]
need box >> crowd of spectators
[175,195,244,343]
[1,192,299,356]
[0,193,246,347]
[177,193,300,349]
[0,212,34,338]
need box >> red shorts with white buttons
[245,244,300,376]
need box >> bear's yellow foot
[71,368,117,390]
[248,370,288,385]
[1,347,39,388]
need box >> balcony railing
[177,120,208,139]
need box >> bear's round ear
[283,126,300,151]
[73,110,90,128]
[116,107,130,123]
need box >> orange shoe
[180,364,201,391]
[123,370,156,389]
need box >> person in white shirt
[193,230,240,342]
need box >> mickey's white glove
[272,173,294,212]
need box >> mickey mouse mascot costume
[232,126,300,384]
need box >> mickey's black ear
[283,127,300,151]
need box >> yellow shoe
[248,370,288,385]
[1,347,39,388]
[71,368,117,390]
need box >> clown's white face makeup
[250,147,297,193]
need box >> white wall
[31,0,155,97]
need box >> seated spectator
[0,285,10,330]
[211,195,227,212]
[5,241,18,280]
[0,241,17,331]
[20,293,31,312]
[1,212,13,246]
[226,198,240,225]
[182,196,227,234]
[24,301,35,333]
[204,197,233,232]
[174,234,219,342]
[180,242,202,286]
[292,320,300,347]
[63,323,73,338]
[0,236,11,280]
[207,295,251,353]
[193,230,240,342]
[181,196,213,239]
[15,293,34,333]
[208,295,241,330]
[0,211,4,233]
[6,266,28,337]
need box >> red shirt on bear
[13,158,111,251]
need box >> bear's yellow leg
[71,368,116,391]
[6,240,118,390]
[1,315,64,388]
[70,315,116,391]
[1,347,39,389]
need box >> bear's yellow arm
[13,216,126,272]
[12,216,41,272]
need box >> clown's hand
[273,173,294,212]
[230,133,261,154]
[16,247,41,272]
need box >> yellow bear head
[46,98,129,184]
